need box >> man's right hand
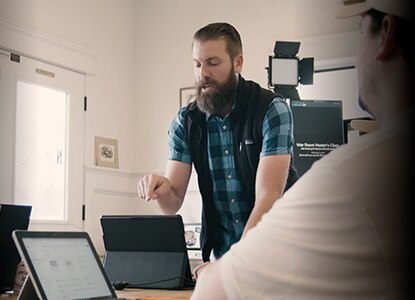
[137,161,192,214]
[137,174,171,201]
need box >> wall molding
[0,17,96,74]
[93,188,137,198]
[84,165,142,179]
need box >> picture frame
[183,223,201,250]
[179,86,196,108]
[95,136,119,169]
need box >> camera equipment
[266,41,314,99]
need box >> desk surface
[117,288,192,299]
[1,288,193,300]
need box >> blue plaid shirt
[168,97,293,258]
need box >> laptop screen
[13,231,117,300]
[290,99,344,177]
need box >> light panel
[271,58,298,86]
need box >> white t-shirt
[219,112,412,300]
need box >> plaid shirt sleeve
[167,107,192,163]
[260,97,294,157]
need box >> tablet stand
[17,276,39,300]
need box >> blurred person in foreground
[191,0,414,299]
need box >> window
[15,81,68,220]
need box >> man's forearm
[155,191,183,214]
[242,196,278,236]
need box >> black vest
[184,76,298,261]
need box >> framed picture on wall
[179,87,196,108]
[183,223,201,250]
[95,136,119,169]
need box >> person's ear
[376,15,398,61]
[234,54,243,73]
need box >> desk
[1,288,192,300]
[117,288,192,299]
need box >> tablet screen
[13,231,117,300]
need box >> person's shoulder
[172,106,187,123]
[169,107,189,132]
[270,95,287,105]
[267,96,290,114]
[312,129,400,170]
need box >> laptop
[100,215,195,290]
[0,203,32,292]
[12,230,120,300]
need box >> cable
[113,276,195,290]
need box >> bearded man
[138,22,298,278]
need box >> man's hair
[193,22,243,60]
[368,9,414,74]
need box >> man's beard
[195,68,237,115]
